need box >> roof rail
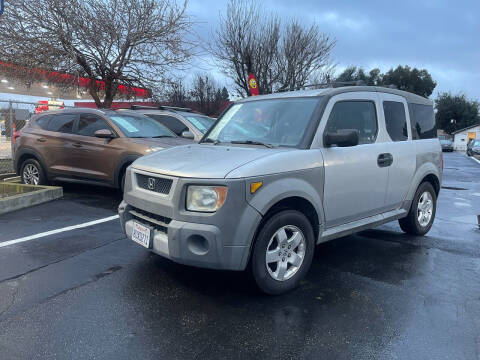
[130,104,192,112]
[301,80,366,89]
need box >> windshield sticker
[111,116,139,132]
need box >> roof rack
[130,104,192,112]
[302,80,367,89]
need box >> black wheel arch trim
[14,147,48,176]
[114,154,141,188]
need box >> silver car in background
[119,86,442,294]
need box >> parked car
[129,105,216,142]
[467,138,480,156]
[119,86,442,294]
[440,138,454,152]
[14,108,192,190]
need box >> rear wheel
[21,158,47,186]
[251,210,315,295]
[399,182,436,236]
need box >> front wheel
[251,210,315,295]
[399,182,437,236]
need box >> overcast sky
[187,0,480,101]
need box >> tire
[21,158,47,186]
[120,171,126,193]
[251,210,315,295]
[399,182,436,236]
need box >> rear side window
[146,114,188,135]
[77,114,110,137]
[408,103,436,139]
[47,114,77,133]
[36,115,52,130]
[383,101,408,141]
[326,101,378,144]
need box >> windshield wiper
[151,135,174,138]
[230,140,273,148]
[202,138,221,145]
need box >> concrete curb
[0,183,63,215]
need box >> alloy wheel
[265,225,306,281]
[23,164,39,185]
[417,191,433,227]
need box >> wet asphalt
[0,152,479,360]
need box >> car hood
[126,137,192,148]
[131,144,291,179]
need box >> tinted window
[204,98,319,147]
[408,103,436,139]
[383,101,408,141]
[77,114,110,137]
[109,114,176,138]
[326,101,378,144]
[36,115,52,130]
[47,114,77,133]
[146,115,188,135]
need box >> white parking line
[470,156,480,165]
[0,215,119,248]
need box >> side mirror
[181,130,195,140]
[324,129,359,147]
[94,129,115,138]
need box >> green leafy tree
[221,87,230,101]
[435,93,479,134]
[382,65,436,98]
[335,66,381,85]
[335,65,436,97]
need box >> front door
[319,92,390,228]
[68,113,122,183]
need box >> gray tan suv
[119,86,442,294]
[14,108,192,190]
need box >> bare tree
[212,0,335,96]
[277,20,335,91]
[0,0,194,108]
[190,74,224,115]
[212,0,280,96]
[165,79,190,107]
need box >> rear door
[319,92,390,228]
[378,93,416,210]
[68,113,123,183]
[42,113,78,176]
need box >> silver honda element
[119,86,442,294]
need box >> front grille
[136,173,172,194]
[129,206,172,233]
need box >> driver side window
[326,101,378,144]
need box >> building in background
[452,124,480,151]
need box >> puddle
[0,183,39,198]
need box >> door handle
[377,153,393,167]
[72,143,82,148]
[36,137,46,142]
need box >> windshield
[185,115,215,133]
[440,139,452,144]
[109,114,176,138]
[203,97,320,147]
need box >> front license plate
[131,221,151,248]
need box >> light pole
[450,118,456,134]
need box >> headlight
[186,186,227,212]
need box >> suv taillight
[13,130,20,144]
